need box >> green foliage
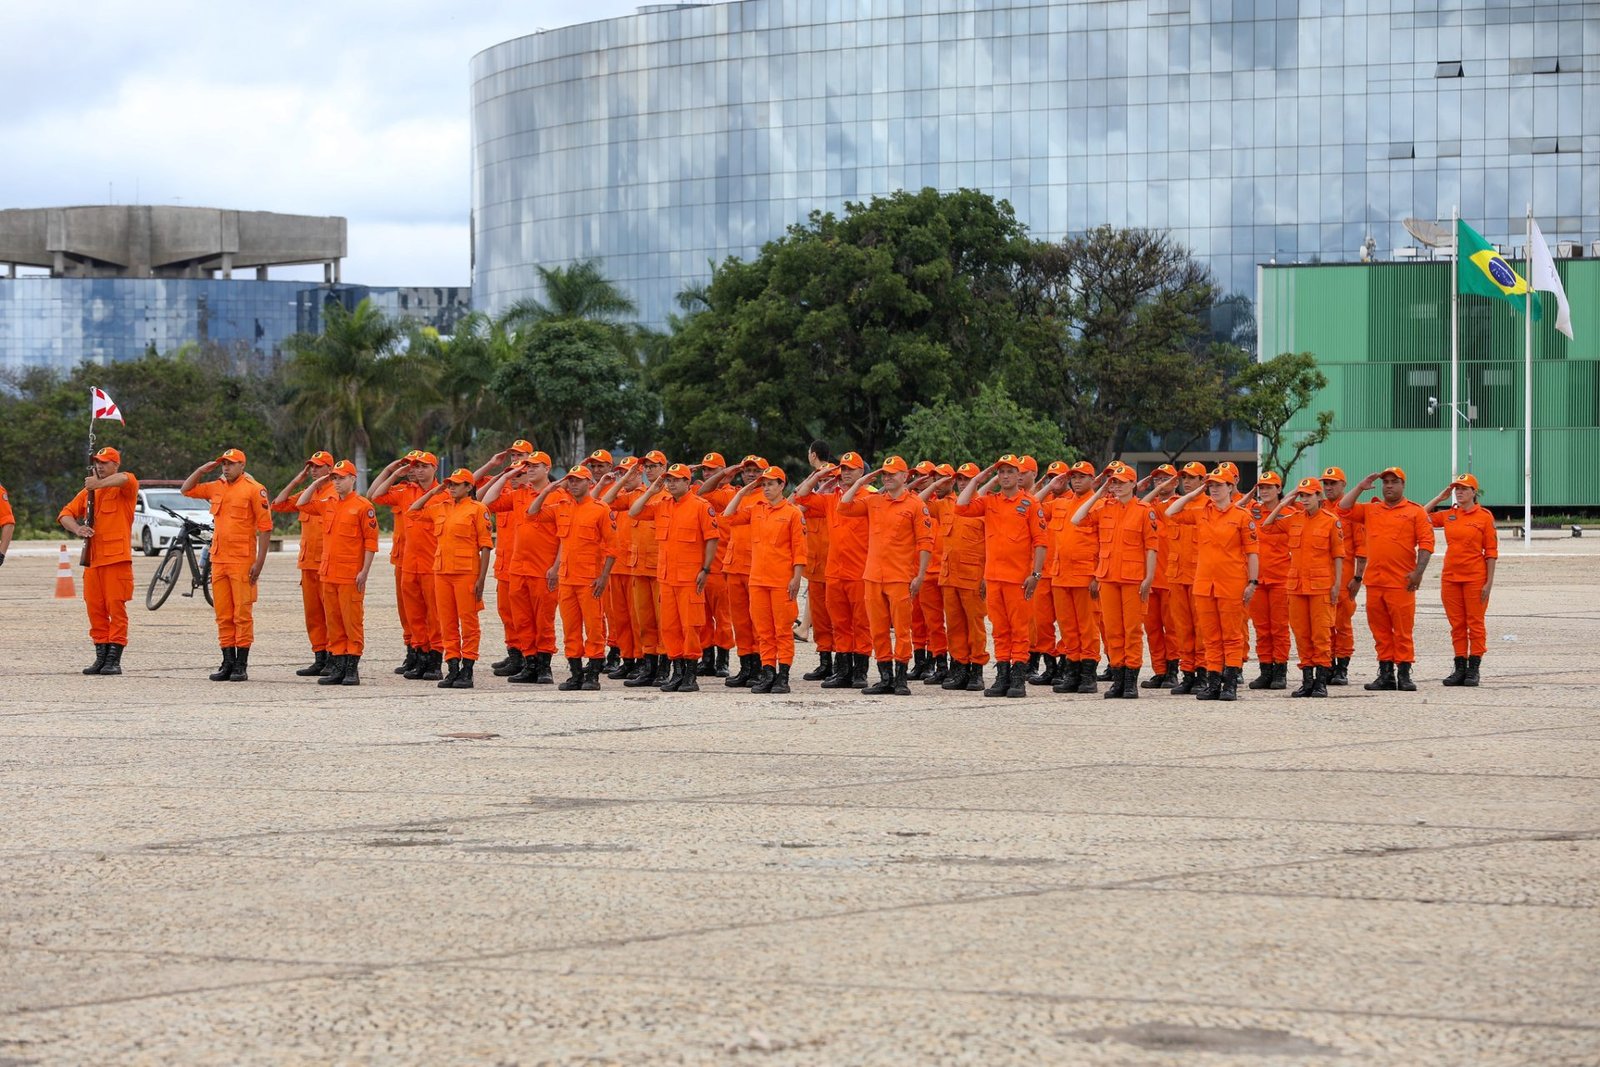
[411,313,514,472]
[892,381,1070,468]
[1232,351,1334,481]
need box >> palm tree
[413,312,508,470]
[283,298,410,493]
[500,260,638,328]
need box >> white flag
[91,386,124,423]
[1528,221,1574,339]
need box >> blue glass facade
[0,279,471,375]
[471,0,1600,328]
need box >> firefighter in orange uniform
[907,461,950,684]
[0,480,13,564]
[1039,460,1099,694]
[530,465,615,692]
[412,468,492,689]
[182,448,272,683]
[272,450,338,676]
[955,455,1047,699]
[1070,462,1158,698]
[629,463,721,692]
[371,451,446,681]
[1025,460,1070,687]
[839,456,934,696]
[578,449,627,674]
[1424,473,1497,687]
[798,446,837,682]
[295,460,378,686]
[474,440,534,676]
[1264,477,1344,697]
[721,466,807,693]
[1318,466,1366,685]
[482,450,556,682]
[597,455,642,680]
[1167,466,1259,701]
[1161,461,1210,693]
[920,463,988,691]
[1246,472,1293,691]
[604,450,668,687]
[1339,467,1435,692]
[692,452,738,678]
[795,452,871,689]
[58,446,139,676]
[697,454,765,687]
[1135,463,1180,688]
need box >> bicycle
[146,506,214,610]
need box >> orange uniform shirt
[311,493,380,584]
[59,475,140,568]
[697,485,736,573]
[0,482,13,528]
[643,493,721,586]
[1280,507,1345,596]
[797,491,870,583]
[1149,499,1176,590]
[1046,492,1098,588]
[1344,497,1435,589]
[1430,505,1498,584]
[1189,500,1260,598]
[723,498,807,587]
[839,491,934,584]
[612,488,665,575]
[721,489,758,576]
[556,496,613,582]
[373,481,446,574]
[931,496,985,590]
[185,474,272,570]
[1169,503,1200,584]
[432,496,492,574]
[955,490,1047,584]
[486,486,526,581]
[1078,496,1159,584]
[275,480,338,572]
[1249,501,1292,585]
[513,484,567,578]
[803,492,831,581]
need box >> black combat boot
[607,656,633,680]
[209,647,236,682]
[923,653,948,686]
[420,650,445,682]
[403,649,429,680]
[438,658,463,688]
[1096,660,1116,682]
[83,643,108,676]
[1121,668,1141,698]
[1270,662,1289,690]
[1194,670,1222,701]
[580,660,601,691]
[557,657,585,691]
[1291,666,1314,697]
[863,661,895,696]
[1442,656,1468,686]
[1248,662,1273,690]
[697,648,717,677]
[941,661,969,690]
[534,652,554,683]
[1310,666,1330,697]
[227,647,250,682]
[851,653,868,687]
[1169,668,1198,695]
[907,649,930,681]
[1103,665,1126,699]
[318,654,349,686]
[493,649,524,678]
[677,659,700,692]
[658,658,685,692]
[771,664,791,694]
[819,652,853,689]
[1022,652,1040,683]
[984,662,1010,698]
[604,646,621,673]
[100,644,125,676]
[1396,662,1417,691]
[803,650,833,682]
[1218,666,1240,701]
[297,650,330,677]
[625,654,660,687]
[751,664,777,694]
[394,647,418,675]
[490,647,515,672]
[1076,659,1098,694]
[1464,655,1481,686]
[1364,661,1397,691]
[725,653,757,688]
[1329,657,1351,686]
[893,661,911,696]
[1006,661,1028,698]
[507,654,540,683]
[964,663,986,692]
[1029,654,1057,686]
[714,647,730,677]
[341,656,362,686]
[452,660,476,689]
[1052,658,1081,694]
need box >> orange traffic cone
[54,544,76,599]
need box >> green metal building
[1259,259,1600,510]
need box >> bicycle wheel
[199,552,213,606]
[147,545,184,610]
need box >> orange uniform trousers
[606,575,639,658]
[1144,588,1171,669]
[393,565,414,646]
[319,581,366,656]
[1168,583,1198,671]
[725,572,755,657]
[864,580,914,663]
[1441,580,1488,658]
[1366,586,1417,663]
[1196,593,1248,671]
[299,571,329,652]
[911,578,948,655]
[986,582,1031,664]
[211,568,259,647]
[658,582,706,660]
[699,571,735,651]
[399,569,442,652]
[630,575,662,655]
[433,573,483,661]
[943,585,988,665]
[1051,586,1098,662]
[83,562,133,646]
[1030,580,1058,655]
[559,582,605,659]
[1099,581,1145,669]
[494,577,517,650]
[1332,587,1359,659]
[508,574,557,655]
[808,579,834,652]
[1249,582,1291,664]
[826,579,871,656]
[749,584,798,666]
[1288,593,1334,668]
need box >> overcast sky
[0,1,652,286]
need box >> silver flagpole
[1524,205,1533,546]
[1450,206,1459,478]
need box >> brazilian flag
[1458,219,1542,319]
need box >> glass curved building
[471,0,1599,327]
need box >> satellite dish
[1403,217,1454,249]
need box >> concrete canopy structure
[0,206,347,282]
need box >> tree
[491,318,656,464]
[892,380,1070,467]
[282,299,413,492]
[1232,351,1334,481]
[412,313,512,471]
[501,259,639,328]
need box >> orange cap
[665,463,695,479]
[307,450,334,467]
[913,460,937,475]
[1214,461,1240,482]
[838,451,865,470]
[741,454,767,469]
[934,463,955,477]
[1205,470,1233,485]
[1069,460,1096,476]
[1320,465,1347,482]
[642,450,667,465]
[566,465,594,482]
[217,448,246,464]
[1153,463,1178,478]
[92,446,121,463]
[881,455,910,474]
[759,466,786,483]
[996,454,1023,469]
[444,467,475,485]
[700,452,726,470]
[1018,455,1039,473]
[1295,477,1323,495]
[956,462,982,478]
[522,450,552,467]
[1450,472,1480,491]
[618,456,641,471]
[511,439,535,454]
[1380,466,1407,481]
[1256,471,1283,488]
[406,450,438,467]
[588,449,613,465]
[1181,461,1208,477]
[1046,460,1070,476]
[1106,465,1137,483]
[331,460,358,477]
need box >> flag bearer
[58,446,139,676]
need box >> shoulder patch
[367,508,376,518]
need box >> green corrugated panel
[1367,263,1450,362]
[1290,266,1369,362]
